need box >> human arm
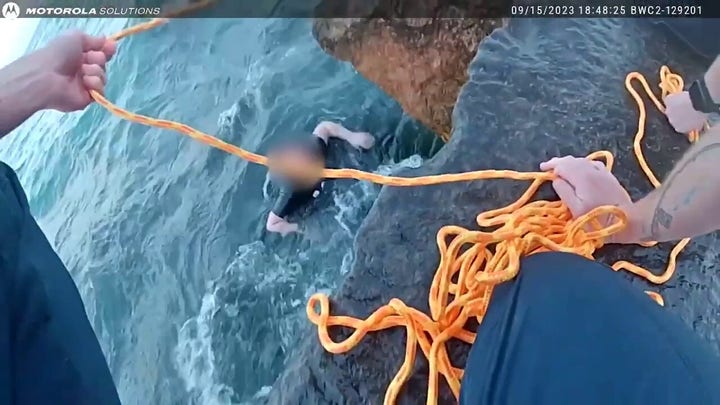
[266,212,299,235]
[540,126,720,244]
[614,126,720,243]
[313,121,374,150]
[266,212,299,236]
[0,59,50,137]
[0,30,115,138]
[312,121,354,140]
[665,56,720,133]
[265,187,299,236]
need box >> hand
[540,156,633,239]
[664,91,707,133]
[280,222,300,236]
[36,30,116,112]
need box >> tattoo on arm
[648,142,720,240]
[650,207,674,233]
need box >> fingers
[81,51,109,95]
[663,91,688,107]
[81,33,107,52]
[541,155,604,180]
[103,40,117,60]
[549,157,590,181]
[83,50,108,67]
[82,33,116,62]
[81,64,106,93]
[539,155,573,171]
[81,36,114,96]
[551,178,585,217]
[83,75,104,94]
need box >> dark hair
[271,137,325,160]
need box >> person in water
[459,54,720,403]
[265,122,375,235]
[1,24,720,405]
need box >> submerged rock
[268,18,720,404]
[312,17,506,141]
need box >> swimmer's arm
[266,212,299,236]
[313,121,352,139]
[616,126,720,244]
[266,189,299,235]
[0,55,51,138]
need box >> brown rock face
[313,18,506,141]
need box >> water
[0,18,440,404]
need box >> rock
[267,18,720,405]
[312,17,507,141]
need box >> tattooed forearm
[649,207,673,237]
[643,138,720,242]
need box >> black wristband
[689,79,720,114]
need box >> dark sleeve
[0,162,120,405]
[270,184,293,218]
[0,197,12,405]
[312,135,329,159]
[460,252,720,405]
[654,18,720,61]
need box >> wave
[173,153,424,404]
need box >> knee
[498,251,628,302]
[518,252,617,286]
[520,252,605,278]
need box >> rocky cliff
[267,18,720,405]
[312,18,506,141]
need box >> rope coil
[95,19,701,405]
[304,68,700,405]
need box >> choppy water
[0,18,440,404]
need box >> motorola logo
[1,2,20,19]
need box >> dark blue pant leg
[460,251,720,405]
[0,162,120,405]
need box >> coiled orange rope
[303,69,702,405]
[95,19,701,405]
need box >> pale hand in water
[348,132,375,150]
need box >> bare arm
[265,212,299,236]
[312,121,374,150]
[704,56,720,103]
[312,121,353,139]
[617,126,720,243]
[0,55,51,138]
[1,31,115,139]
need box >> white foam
[175,293,236,405]
[375,154,423,175]
[173,153,426,404]
[262,171,272,201]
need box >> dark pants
[0,163,120,404]
[460,252,720,405]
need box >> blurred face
[268,145,324,187]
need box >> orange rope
[94,18,563,187]
[304,68,702,405]
[94,19,700,405]
[304,67,700,404]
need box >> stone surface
[312,17,506,141]
[267,18,720,405]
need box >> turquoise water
[0,18,440,404]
